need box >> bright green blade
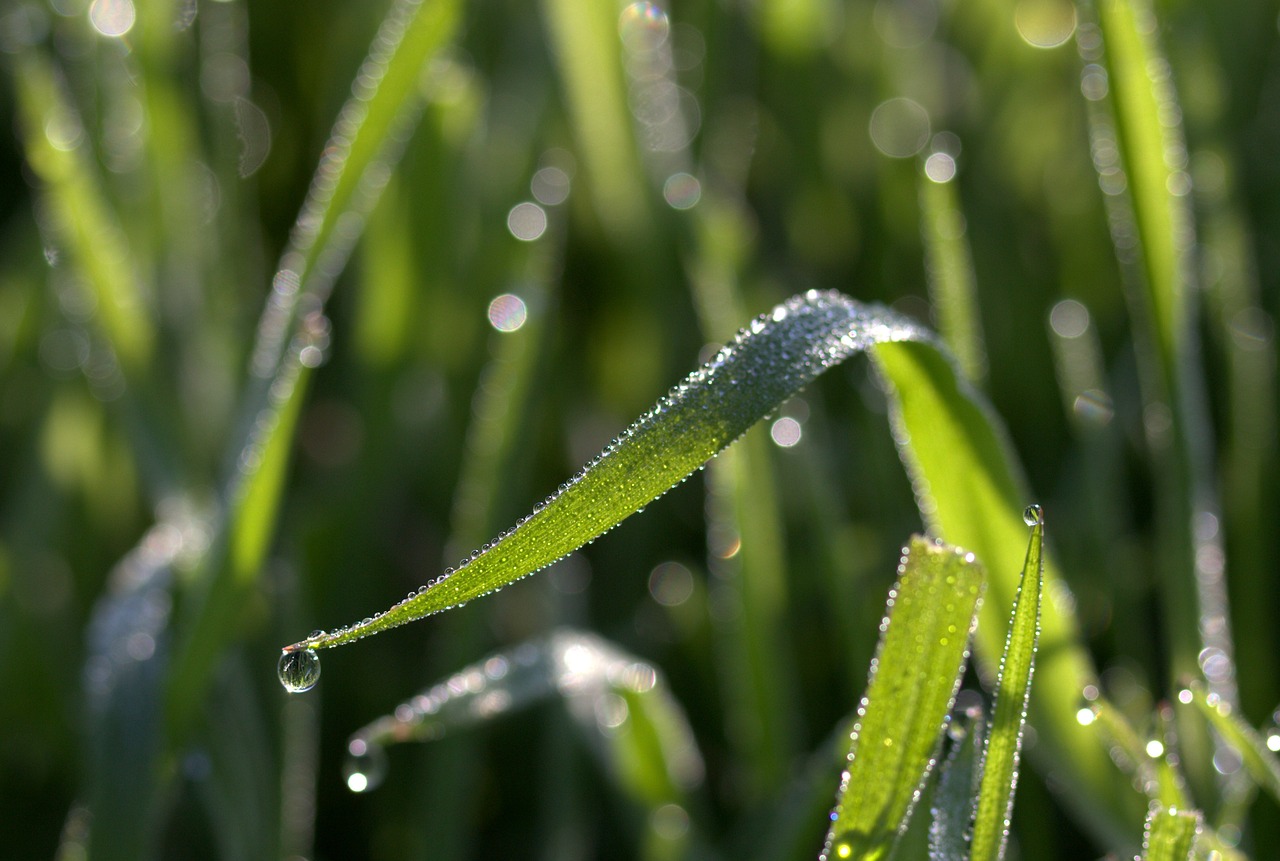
[821,536,984,861]
[1139,804,1199,861]
[1185,683,1280,804]
[970,509,1044,861]
[282,291,929,653]
[871,340,1139,844]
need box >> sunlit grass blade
[920,156,985,384]
[821,536,984,861]
[1185,683,1280,804]
[1083,697,1189,809]
[1139,804,1199,861]
[929,705,984,861]
[284,291,929,653]
[970,509,1044,861]
[871,340,1140,845]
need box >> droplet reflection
[487,294,528,333]
[618,1,670,53]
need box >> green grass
[1,0,1279,859]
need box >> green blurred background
[1,0,1277,858]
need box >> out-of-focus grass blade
[871,339,1140,845]
[1185,683,1280,803]
[970,509,1044,861]
[539,0,650,243]
[1084,697,1189,809]
[166,0,464,739]
[1089,0,1193,369]
[821,536,984,861]
[929,705,984,861]
[920,156,986,384]
[1139,804,1199,861]
[343,629,702,857]
[283,291,930,653]
[12,54,154,375]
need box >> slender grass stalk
[1139,804,1199,861]
[969,508,1043,861]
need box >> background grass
[1,0,1278,858]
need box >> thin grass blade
[920,158,985,384]
[969,509,1044,861]
[1139,804,1199,861]
[821,536,984,861]
[929,705,984,861]
[1185,683,1280,803]
[871,339,1140,845]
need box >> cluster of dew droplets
[337,629,703,794]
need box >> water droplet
[619,1,670,53]
[278,648,321,693]
[1022,504,1044,526]
[344,738,388,792]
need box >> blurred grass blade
[13,54,154,375]
[821,536,984,861]
[920,156,985,384]
[929,705,984,861]
[1186,683,1280,803]
[1085,698,1189,808]
[285,291,929,652]
[1139,804,1199,861]
[970,509,1044,861]
[344,628,703,843]
[166,0,463,740]
[871,340,1139,845]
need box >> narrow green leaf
[920,161,985,384]
[929,706,984,861]
[343,629,703,811]
[821,536,984,861]
[1139,804,1199,861]
[1186,682,1280,804]
[871,340,1140,845]
[284,291,929,653]
[970,509,1044,861]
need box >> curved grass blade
[969,509,1044,861]
[820,536,984,861]
[342,628,703,855]
[1185,682,1280,803]
[929,705,984,861]
[283,291,930,653]
[1139,804,1199,861]
[871,340,1141,845]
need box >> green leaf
[1139,804,1199,861]
[283,291,930,653]
[871,340,1140,844]
[1186,682,1280,804]
[821,536,984,861]
[970,510,1044,861]
[343,628,702,852]
[929,706,984,861]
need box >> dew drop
[1022,504,1044,526]
[278,648,321,693]
[343,738,388,793]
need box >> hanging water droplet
[1022,504,1044,526]
[343,737,388,792]
[278,648,321,693]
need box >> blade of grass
[929,706,984,861]
[920,154,986,384]
[283,291,931,653]
[821,536,984,861]
[1185,683,1280,804]
[970,508,1044,861]
[165,0,464,742]
[1139,804,1199,861]
[871,339,1140,846]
